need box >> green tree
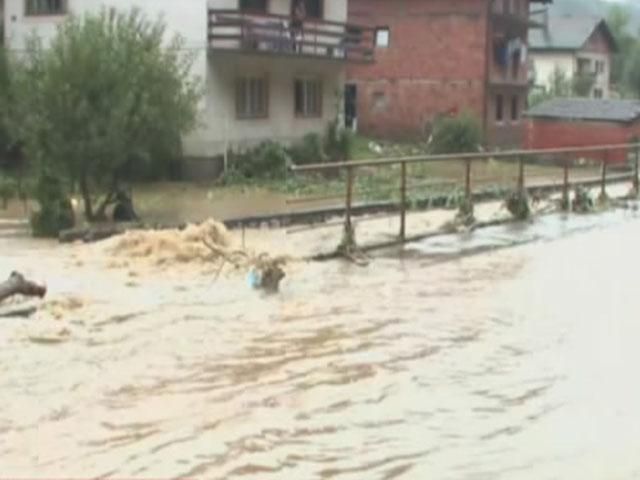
[624,42,640,98]
[607,4,638,92]
[12,8,201,221]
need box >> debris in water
[0,272,47,305]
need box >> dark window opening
[291,0,323,20]
[496,94,504,122]
[236,77,269,119]
[25,0,65,16]
[511,95,519,121]
[295,78,322,117]
[240,0,267,12]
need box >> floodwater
[2,206,640,479]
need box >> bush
[229,141,290,180]
[325,121,354,162]
[290,133,327,166]
[30,172,75,237]
[430,112,483,155]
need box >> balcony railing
[208,9,375,63]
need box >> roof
[526,98,640,123]
[529,16,618,53]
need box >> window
[511,95,519,122]
[595,60,605,75]
[294,78,322,117]
[594,88,603,99]
[240,0,268,12]
[291,0,323,19]
[236,77,269,119]
[496,94,504,122]
[25,0,65,16]
[375,27,390,48]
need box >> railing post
[464,159,472,200]
[634,144,639,194]
[517,156,525,193]
[600,151,608,200]
[345,166,354,233]
[399,161,407,241]
[562,155,570,211]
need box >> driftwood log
[0,272,47,304]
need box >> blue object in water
[247,269,262,289]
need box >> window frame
[510,95,519,122]
[25,0,67,17]
[495,94,504,123]
[294,78,323,118]
[235,76,270,120]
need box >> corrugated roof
[529,15,608,51]
[526,98,640,123]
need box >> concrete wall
[525,118,640,164]
[530,51,575,89]
[348,0,489,140]
[189,54,344,157]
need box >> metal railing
[208,9,375,63]
[289,142,640,245]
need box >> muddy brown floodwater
[2,207,640,479]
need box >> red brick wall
[347,0,490,139]
[525,118,640,164]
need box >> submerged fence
[288,143,640,248]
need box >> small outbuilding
[525,98,640,164]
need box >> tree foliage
[12,8,201,221]
[529,67,595,107]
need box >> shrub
[430,112,483,155]
[325,121,354,162]
[289,133,326,165]
[229,141,290,180]
[30,171,75,237]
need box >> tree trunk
[79,175,94,222]
[0,272,47,304]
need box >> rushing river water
[2,207,640,479]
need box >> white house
[1,0,374,178]
[529,14,618,99]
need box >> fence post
[399,161,407,241]
[634,144,639,194]
[562,155,570,211]
[464,159,472,200]
[345,166,354,233]
[600,151,608,200]
[517,156,525,193]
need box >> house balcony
[492,12,545,36]
[208,9,375,64]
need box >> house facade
[347,0,551,150]
[528,16,617,99]
[2,0,374,178]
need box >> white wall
[186,54,344,157]
[530,50,612,99]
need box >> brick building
[525,98,640,164]
[347,0,551,149]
